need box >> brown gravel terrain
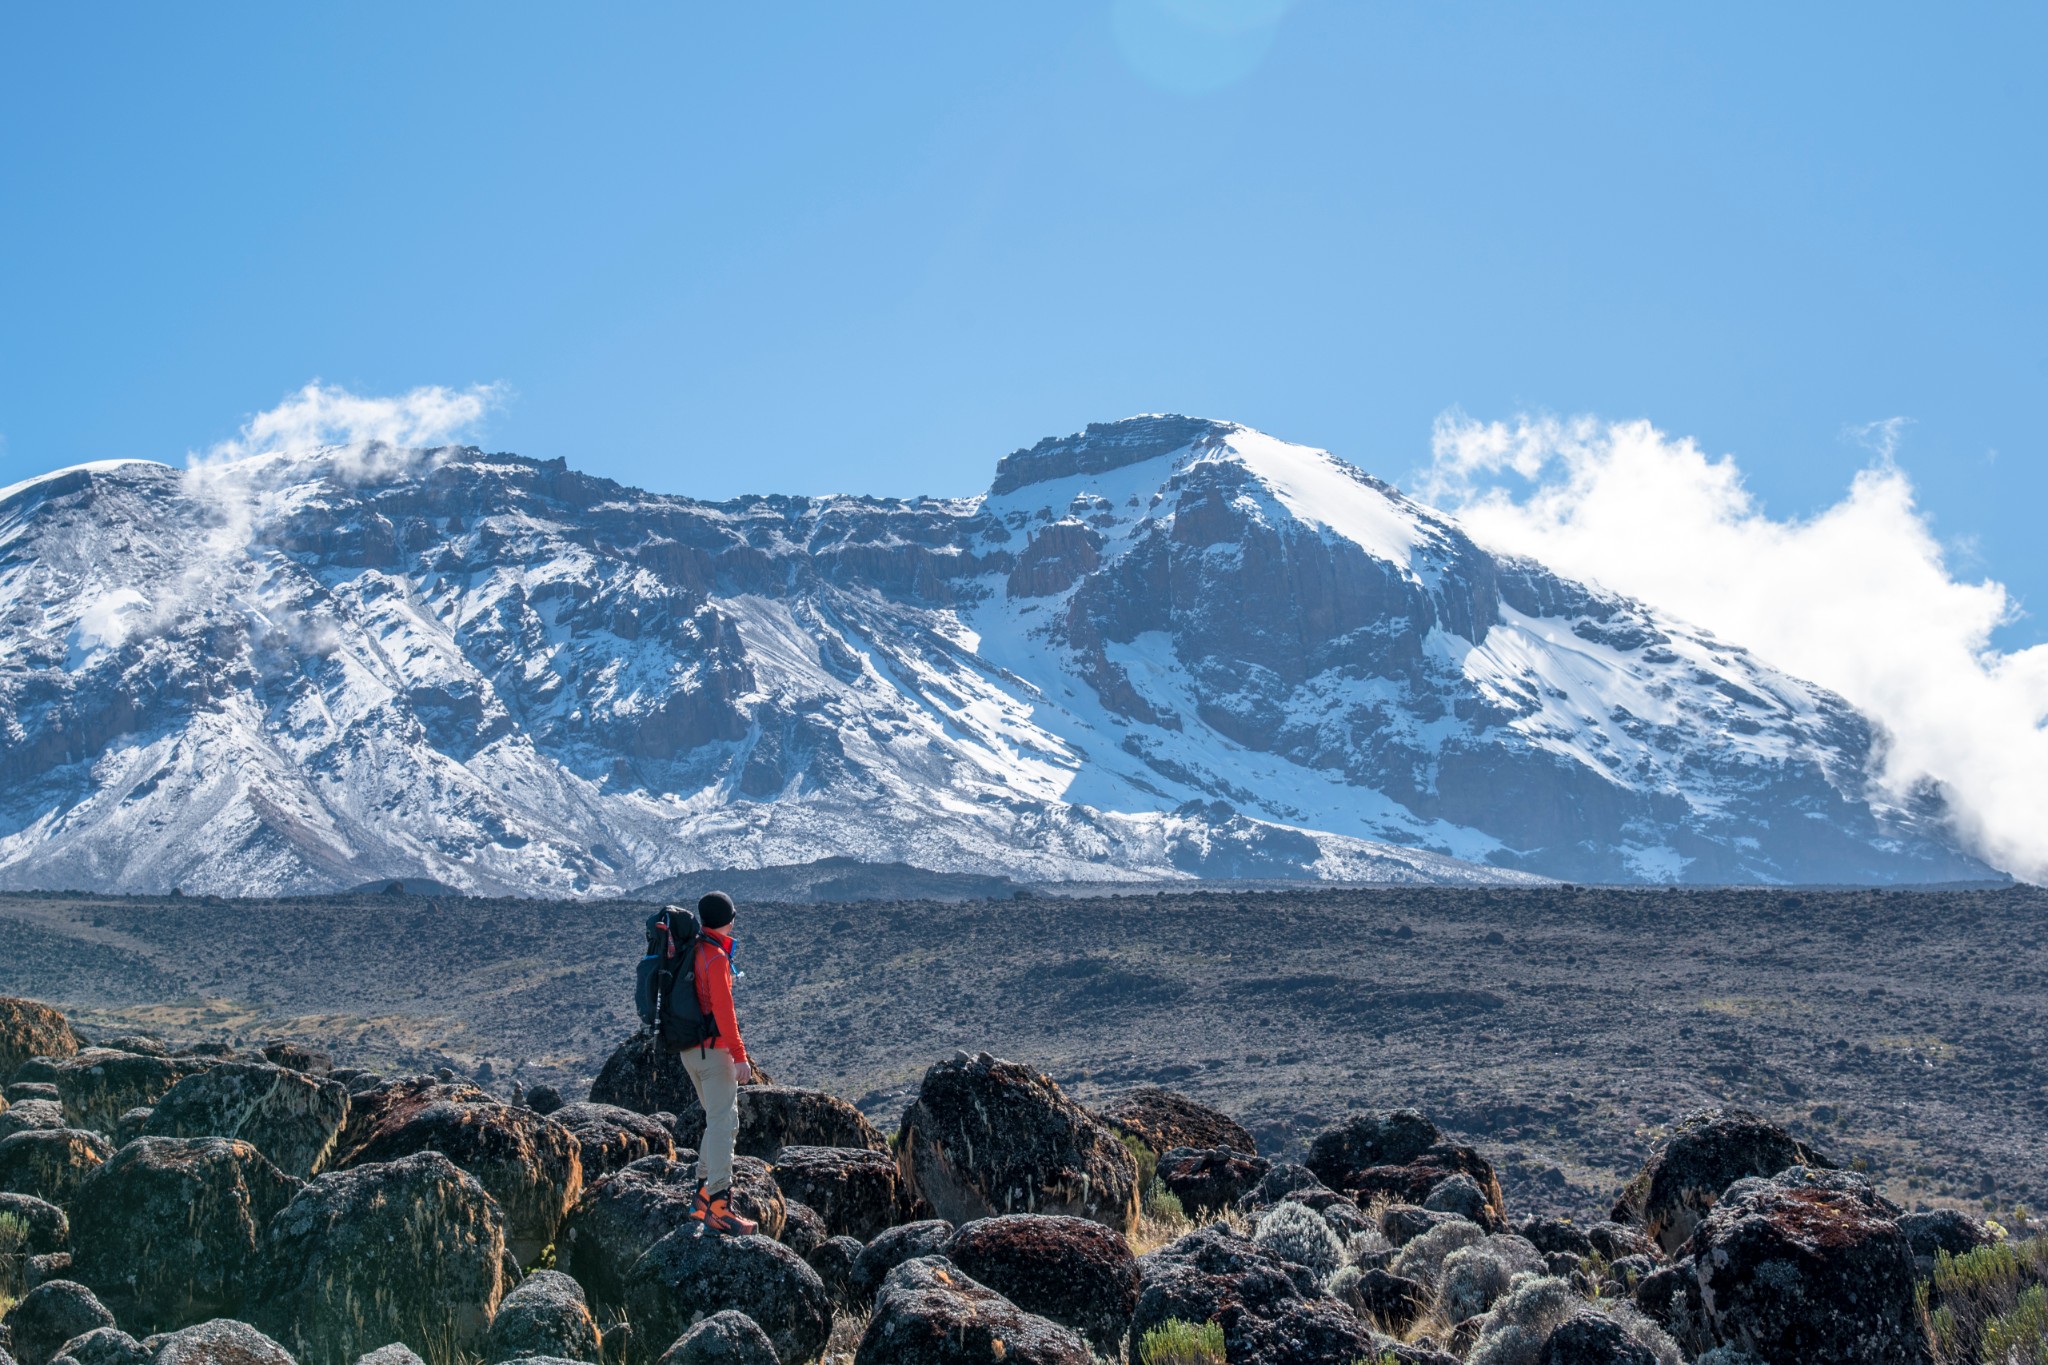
[2,881,2042,1223]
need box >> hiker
[638,890,756,1235]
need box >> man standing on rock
[678,890,756,1236]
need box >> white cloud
[201,380,505,479]
[1419,413,2048,884]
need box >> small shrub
[1139,1318,1226,1365]
[0,1210,27,1306]
[1121,1133,1161,1194]
[1254,1200,1344,1281]
[1145,1184,1186,1223]
[1926,1235,2048,1365]
[1981,1283,2048,1364]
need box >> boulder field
[0,994,2024,1365]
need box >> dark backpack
[635,905,720,1051]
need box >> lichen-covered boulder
[0,1100,65,1140]
[777,1201,827,1259]
[483,1271,600,1365]
[1897,1208,1992,1276]
[896,1054,1137,1237]
[543,1105,673,1183]
[0,1001,78,1080]
[848,1220,956,1308]
[585,1036,771,1123]
[855,1257,1090,1365]
[942,1215,1138,1356]
[556,1155,781,1312]
[68,1138,301,1333]
[733,1088,885,1160]
[44,1325,148,1365]
[0,1131,112,1206]
[142,1064,351,1180]
[352,1348,424,1365]
[14,1053,205,1137]
[0,1192,68,1257]
[653,1312,777,1365]
[622,1232,830,1365]
[1156,1145,1270,1215]
[141,1319,296,1365]
[1129,1225,1309,1350]
[768,1146,899,1242]
[1334,1266,1428,1334]
[1538,1313,1661,1365]
[257,1151,506,1365]
[1305,1111,1506,1231]
[333,1078,581,1263]
[1611,1109,1828,1257]
[3,1281,116,1365]
[257,1042,332,1076]
[1095,1087,1256,1156]
[805,1236,863,1308]
[1689,1167,1928,1364]
[1632,1258,1712,1358]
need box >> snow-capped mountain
[0,416,1992,896]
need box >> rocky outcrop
[67,1138,300,1333]
[141,1320,297,1365]
[653,1312,777,1365]
[942,1215,1139,1356]
[0,1131,112,1206]
[1306,1110,1506,1230]
[895,1054,1138,1236]
[847,1221,955,1308]
[1610,1109,1827,1256]
[1094,1087,1256,1156]
[557,1155,780,1313]
[257,1041,332,1075]
[14,1053,204,1136]
[854,1256,1091,1365]
[334,1078,582,1263]
[258,1151,506,1365]
[776,1201,826,1258]
[142,1063,351,1179]
[0,1001,78,1080]
[621,1232,831,1365]
[543,1105,672,1183]
[1538,1314,1661,1365]
[1156,1146,1270,1214]
[765,1146,898,1242]
[482,1271,601,1365]
[585,1037,768,1123]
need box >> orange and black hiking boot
[687,1182,711,1227]
[702,1189,757,1237]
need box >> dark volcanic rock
[767,1145,898,1242]
[68,1137,301,1333]
[1382,1204,1466,1246]
[1632,1260,1712,1357]
[334,1077,582,1263]
[0,1001,78,1080]
[1305,1110,1507,1229]
[1094,1087,1256,1156]
[854,1256,1090,1365]
[142,1063,351,1178]
[1689,1167,1929,1365]
[257,1041,333,1075]
[654,1311,777,1365]
[141,1319,296,1365]
[45,1326,148,1365]
[0,1131,112,1206]
[0,1101,66,1140]
[15,1053,204,1136]
[6,1084,61,1103]
[1129,1225,1321,1360]
[557,1155,781,1313]
[3,1281,116,1365]
[848,1220,955,1307]
[544,1104,674,1183]
[776,1200,826,1258]
[1156,1145,1270,1215]
[586,1037,770,1131]
[1335,1266,1428,1334]
[942,1214,1139,1355]
[1611,1108,1828,1256]
[1540,1314,1658,1365]
[804,1235,863,1307]
[1897,1208,1992,1268]
[732,1087,885,1159]
[0,1192,67,1255]
[1516,1216,1595,1258]
[622,1231,830,1365]
[896,1054,1138,1236]
[258,1151,506,1365]
[483,1270,601,1365]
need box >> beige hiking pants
[681,1045,739,1195]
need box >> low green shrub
[1139,1317,1225,1365]
[1925,1235,2048,1364]
[1981,1283,2048,1364]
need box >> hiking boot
[687,1182,711,1225]
[702,1190,757,1237]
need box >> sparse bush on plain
[1254,1199,1345,1282]
[1139,1317,1226,1365]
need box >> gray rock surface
[482,1271,600,1365]
[142,1063,350,1178]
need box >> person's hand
[732,1060,755,1085]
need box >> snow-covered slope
[0,417,1991,895]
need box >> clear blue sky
[3,4,2042,640]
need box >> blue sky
[2,3,2042,640]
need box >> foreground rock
[1095,1087,1257,1156]
[1306,1110,1506,1230]
[68,1137,301,1333]
[0,1130,112,1206]
[4,1281,117,1365]
[142,1320,296,1365]
[766,1146,899,1242]
[142,1063,351,1179]
[622,1232,831,1365]
[335,1078,582,1263]
[855,1257,1091,1365]
[483,1270,601,1365]
[1611,1108,1828,1256]
[14,1052,204,1136]
[257,1151,506,1365]
[1688,1167,1929,1364]
[0,999,79,1079]
[943,1214,1139,1355]
[655,1312,778,1365]
[895,1053,1138,1236]
[543,1104,673,1183]
[558,1155,781,1312]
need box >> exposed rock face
[730,1087,886,1159]
[854,1257,1091,1365]
[142,1063,351,1178]
[14,1053,204,1136]
[766,1146,899,1243]
[847,1221,955,1308]
[654,1312,778,1365]
[67,1138,300,1333]
[1094,1088,1256,1156]
[543,1105,674,1183]
[0,1102,64,1140]
[1336,1266,1428,1334]
[1689,1168,1929,1365]
[334,1078,582,1263]
[482,1271,601,1365]
[895,1054,1138,1236]
[1306,1112,1506,1230]
[557,1155,780,1313]
[1611,1109,1828,1256]
[0,1131,112,1206]
[942,1215,1140,1356]
[0,1001,78,1079]
[1897,1208,1991,1275]
[3,1281,117,1365]
[622,1232,831,1365]
[141,1320,297,1365]
[1632,1260,1712,1358]
[1155,1146,1271,1215]
[258,1152,506,1365]
[585,1037,771,1131]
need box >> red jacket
[691,928,747,1066]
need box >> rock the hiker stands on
[622,1231,831,1365]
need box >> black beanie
[698,891,735,929]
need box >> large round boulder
[654,1312,777,1365]
[805,1236,863,1308]
[1689,1167,1928,1364]
[543,1105,673,1183]
[854,1257,1090,1365]
[44,1325,148,1365]
[942,1214,1139,1356]
[68,1137,301,1333]
[0,1101,65,1141]
[333,1078,582,1263]
[0,1001,78,1080]
[732,1088,886,1159]
[1094,1088,1256,1156]
[895,1053,1138,1237]
[767,1146,898,1242]
[621,1232,830,1365]
[2,1281,116,1365]
[1156,1146,1271,1215]
[557,1156,781,1314]
[483,1270,601,1365]
[14,1053,205,1136]
[257,1151,507,1365]
[142,1063,351,1179]
[1305,1111,1505,1230]
[849,1220,955,1308]
[1610,1109,1828,1257]
[140,1320,296,1365]
[0,1192,68,1256]
[0,1131,112,1206]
